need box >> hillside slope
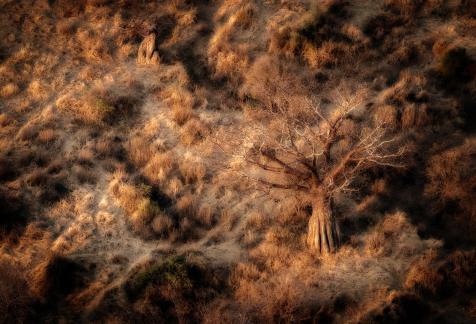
[0,0,475,323]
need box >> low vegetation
[0,0,475,322]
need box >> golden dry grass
[143,152,176,184]
[0,0,475,322]
[180,118,210,145]
[179,159,206,184]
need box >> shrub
[175,194,196,218]
[361,292,430,323]
[30,254,85,302]
[56,18,79,35]
[172,106,194,126]
[363,13,405,45]
[442,250,476,290]
[131,198,161,234]
[180,118,210,145]
[425,138,476,222]
[50,0,87,18]
[245,211,270,232]
[162,84,195,125]
[37,128,57,144]
[384,0,425,17]
[374,104,398,129]
[401,103,429,128]
[125,255,192,300]
[0,83,20,98]
[63,83,142,125]
[421,0,448,16]
[179,159,206,184]
[120,253,225,322]
[268,2,352,68]
[457,0,476,17]
[0,158,14,182]
[24,167,69,204]
[0,259,33,323]
[406,250,476,297]
[127,136,154,168]
[405,251,443,294]
[73,165,97,184]
[110,176,170,237]
[0,113,11,127]
[388,41,419,66]
[167,177,183,197]
[151,214,174,236]
[143,153,176,184]
[0,187,28,236]
[92,98,114,120]
[196,203,215,227]
[16,122,39,141]
[435,47,474,83]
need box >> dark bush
[360,292,431,324]
[0,156,18,181]
[436,47,475,83]
[30,254,86,302]
[0,187,28,236]
[125,255,193,300]
[441,250,476,292]
[458,0,476,18]
[49,0,88,18]
[122,254,226,323]
[0,260,34,323]
[364,13,405,46]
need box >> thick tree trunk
[306,194,340,254]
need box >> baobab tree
[238,83,408,255]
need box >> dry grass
[176,194,196,219]
[143,152,177,184]
[56,82,142,125]
[425,138,476,230]
[37,128,57,144]
[1,0,475,322]
[374,105,398,129]
[180,118,210,145]
[127,136,154,169]
[109,172,175,237]
[405,250,443,294]
[179,159,206,184]
[162,84,195,125]
[207,0,256,83]
[0,114,12,127]
[73,165,97,184]
[384,0,424,17]
[0,83,20,98]
[151,214,174,236]
[167,177,184,197]
[401,103,429,128]
[0,259,32,323]
[171,106,194,126]
[195,203,214,227]
[30,254,84,302]
[131,198,161,235]
[245,211,270,232]
[16,122,39,141]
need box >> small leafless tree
[236,83,408,255]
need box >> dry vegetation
[0,0,475,323]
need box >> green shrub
[93,98,114,121]
[125,255,192,299]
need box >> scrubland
[0,0,475,323]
